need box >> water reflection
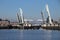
[20,30,24,40]
[43,30,52,40]
[0,29,60,40]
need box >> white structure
[46,4,52,24]
[19,8,24,24]
[17,13,20,23]
[41,11,45,24]
[17,8,24,24]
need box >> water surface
[0,29,60,40]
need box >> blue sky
[0,0,60,21]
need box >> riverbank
[0,25,41,29]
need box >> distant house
[0,19,10,26]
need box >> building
[0,20,10,26]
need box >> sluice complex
[0,4,60,30]
[41,4,60,30]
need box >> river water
[0,29,60,40]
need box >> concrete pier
[41,24,60,30]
